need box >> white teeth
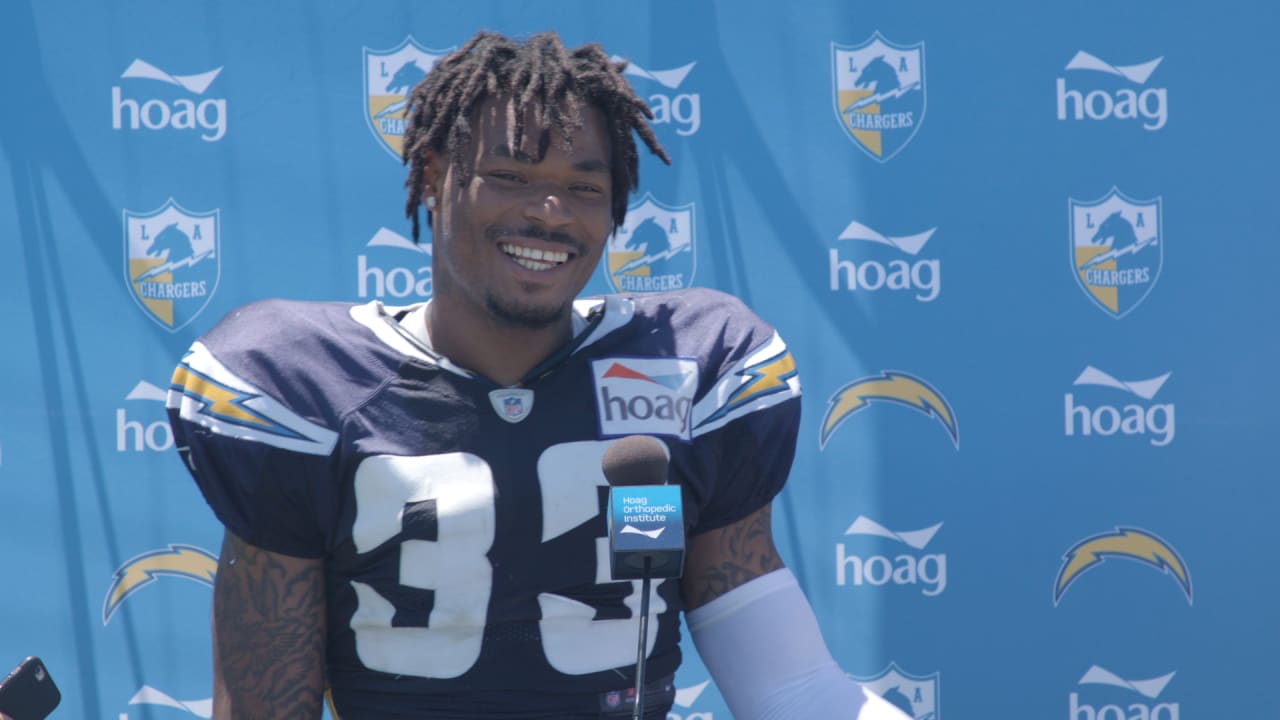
[511,256,556,271]
[500,242,569,267]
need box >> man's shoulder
[178,298,401,426]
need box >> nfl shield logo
[123,198,219,332]
[489,388,534,423]
[853,663,940,720]
[364,37,453,159]
[604,193,696,294]
[832,33,926,162]
[1069,187,1163,318]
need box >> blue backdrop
[2,1,1277,718]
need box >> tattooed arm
[212,530,326,720]
[681,502,784,609]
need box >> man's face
[429,97,614,330]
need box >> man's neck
[424,299,574,387]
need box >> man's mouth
[499,242,570,271]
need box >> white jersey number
[348,442,666,679]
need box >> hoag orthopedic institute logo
[830,218,940,301]
[613,56,702,137]
[836,516,946,596]
[364,37,453,159]
[1057,51,1167,130]
[357,227,432,300]
[1065,366,1174,446]
[111,59,227,141]
[1069,188,1162,318]
[1070,665,1180,720]
[832,33,926,162]
[1053,527,1191,606]
[604,193,696,293]
[123,198,220,332]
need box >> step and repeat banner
[2,1,1277,718]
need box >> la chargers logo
[1069,188,1163,318]
[123,198,219,332]
[853,663,940,719]
[364,37,453,159]
[832,33,926,162]
[605,193,696,293]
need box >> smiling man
[168,30,907,720]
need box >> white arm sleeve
[686,568,911,720]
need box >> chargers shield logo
[1069,188,1163,318]
[605,193,696,293]
[364,37,453,159]
[854,663,939,719]
[123,198,219,332]
[832,34,926,162]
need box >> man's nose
[524,185,572,228]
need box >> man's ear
[421,150,445,199]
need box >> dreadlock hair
[401,30,670,242]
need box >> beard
[484,290,572,330]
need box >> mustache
[486,225,584,254]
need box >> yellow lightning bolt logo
[726,351,797,407]
[819,371,958,450]
[1053,527,1191,605]
[699,350,798,428]
[171,365,272,428]
[103,545,218,625]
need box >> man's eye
[490,171,524,183]
[572,183,604,195]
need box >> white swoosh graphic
[1073,366,1170,400]
[126,380,168,402]
[674,680,711,708]
[366,227,430,254]
[1079,666,1175,699]
[838,219,936,256]
[1065,51,1163,84]
[121,59,222,95]
[621,524,665,539]
[612,57,696,89]
[130,685,213,718]
[844,516,941,550]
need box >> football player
[168,30,908,720]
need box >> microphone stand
[632,556,652,720]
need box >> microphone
[601,435,686,720]
[601,435,685,581]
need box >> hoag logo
[357,227,432,299]
[605,193,696,293]
[1069,188,1162,318]
[853,663,940,720]
[1070,665,1180,720]
[1065,366,1174,446]
[830,218,940,301]
[123,198,220,332]
[836,516,946,596]
[832,33,926,162]
[112,59,226,141]
[116,380,173,453]
[364,37,453,159]
[615,56,701,136]
[1053,527,1192,606]
[1057,51,1167,130]
[592,357,698,440]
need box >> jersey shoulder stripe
[691,331,801,437]
[167,340,339,455]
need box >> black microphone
[601,435,686,581]
[601,435,686,720]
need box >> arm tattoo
[687,504,784,607]
[214,532,326,720]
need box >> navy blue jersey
[167,288,802,719]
